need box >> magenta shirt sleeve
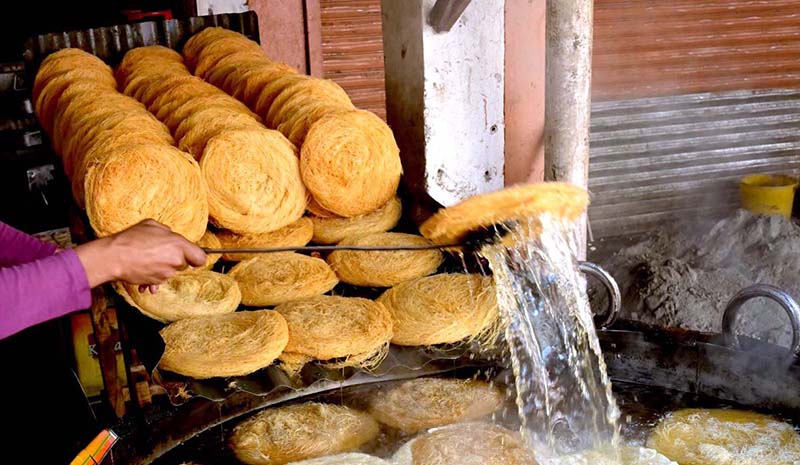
[0,222,58,266]
[0,248,91,339]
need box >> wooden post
[89,287,126,418]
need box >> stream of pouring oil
[479,215,622,463]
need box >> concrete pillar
[544,0,592,187]
[381,0,505,214]
[544,0,593,257]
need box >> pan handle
[578,261,621,330]
[722,284,800,356]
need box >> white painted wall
[196,0,248,15]
[421,0,505,206]
[382,0,505,208]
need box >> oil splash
[479,215,620,459]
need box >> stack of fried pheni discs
[117,46,307,237]
[34,48,208,242]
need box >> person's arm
[0,222,58,266]
[0,249,90,339]
[0,219,206,339]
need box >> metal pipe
[544,0,594,258]
[722,284,800,356]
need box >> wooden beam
[89,287,126,418]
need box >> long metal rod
[544,0,594,258]
[202,244,460,254]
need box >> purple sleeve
[0,248,91,339]
[0,222,58,267]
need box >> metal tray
[116,283,500,406]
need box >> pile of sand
[595,210,799,346]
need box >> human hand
[76,219,206,289]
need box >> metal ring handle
[578,261,621,329]
[722,284,800,356]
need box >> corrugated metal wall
[593,0,800,101]
[589,0,800,238]
[588,89,800,238]
[319,0,386,119]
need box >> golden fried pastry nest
[204,53,272,91]
[200,128,306,233]
[239,63,298,106]
[419,182,590,245]
[216,218,313,261]
[300,110,402,217]
[35,49,109,96]
[274,296,393,372]
[229,403,379,465]
[327,233,443,287]
[310,197,402,245]
[158,94,255,132]
[191,33,263,76]
[253,74,310,116]
[122,71,188,101]
[367,377,505,433]
[115,45,186,84]
[147,77,221,114]
[377,273,498,346]
[647,409,800,465]
[70,130,174,208]
[194,44,264,78]
[60,104,170,179]
[279,102,352,146]
[34,48,113,101]
[136,74,199,110]
[391,423,536,465]
[182,27,247,69]
[228,252,338,306]
[84,143,208,241]
[34,67,117,133]
[115,269,240,322]
[159,309,288,378]
[266,78,352,128]
[176,108,264,159]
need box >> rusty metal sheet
[588,89,800,238]
[320,0,387,119]
[22,11,259,71]
[593,0,800,100]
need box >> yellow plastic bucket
[740,174,798,218]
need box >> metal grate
[588,89,800,238]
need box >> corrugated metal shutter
[319,0,387,119]
[588,89,800,239]
[593,0,800,101]
[589,1,800,239]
